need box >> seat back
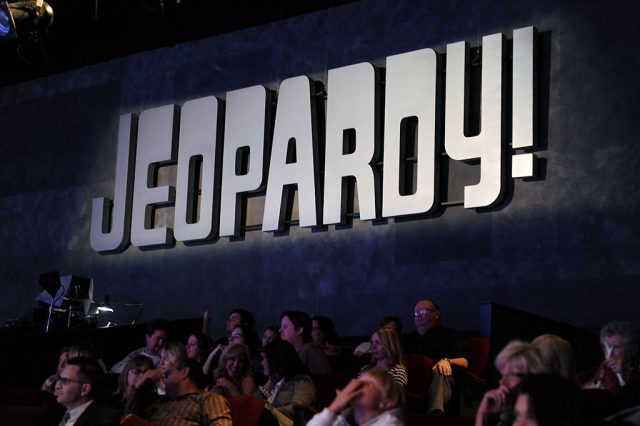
[311,372,352,410]
[466,336,490,378]
[229,395,266,426]
[404,353,434,401]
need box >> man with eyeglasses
[404,299,469,414]
[54,356,120,426]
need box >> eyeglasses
[414,308,436,317]
[57,376,86,386]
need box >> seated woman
[312,315,341,356]
[475,340,547,426]
[41,341,99,394]
[354,314,403,357]
[110,355,155,414]
[254,340,316,426]
[204,323,262,377]
[307,369,405,426]
[210,343,257,397]
[358,327,407,387]
[531,334,578,383]
[186,331,213,365]
[507,374,581,426]
[280,310,332,374]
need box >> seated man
[110,319,168,374]
[54,356,120,426]
[280,310,332,375]
[306,369,405,426]
[127,343,232,425]
[404,299,469,414]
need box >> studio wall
[0,0,638,338]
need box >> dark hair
[189,331,214,362]
[312,315,340,346]
[147,319,169,337]
[67,341,97,360]
[66,356,106,398]
[263,340,307,381]
[380,315,403,334]
[182,357,208,389]
[231,323,261,356]
[509,375,580,426]
[230,308,255,328]
[280,311,312,343]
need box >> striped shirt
[150,391,232,426]
[358,364,408,387]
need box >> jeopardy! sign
[90,27,538,253]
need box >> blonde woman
[211,344,256,397]
[358,327,407,387]
[475,340,547,426]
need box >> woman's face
[126,364,149,388]
[280,316,298,343]
[262,329,277,347]
[229,327,245,346]
[261,352,270,377]
[499,360,527,390]
[512,394,538,426]
[186,335,200,359]
[159,349,176,375]
[370,332,386,361]
[225,356,245,378]
[57,352,68,376]
[311,320,325,346]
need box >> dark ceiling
[0,0,356,88]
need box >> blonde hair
[371,327,405,367]
[214,343,251,383]
[362,368,406,408]
[495,340,546,374]
[532,334,577,383]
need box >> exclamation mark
[512,26,537,178]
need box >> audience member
[280,310,332,374]
[254,340,316,425]
[42,345,70,394]
[126,343,232,425]
[404,299,469,414]
[54,356,120,426]
[43,342,101,394]
[204,308,256,347]
[475,340,546,426]
[307,369,406,426]
[353,314,403,357]
[210,343,257,397]
[312,315,342,356]
[186,331,213,364]
[508,374,582,426]
[583,321,640,410]
[358,327,408,387]
[263,325,281,348]
[109,355,154,415]
[532,334,578,384]
[109,319,168,374]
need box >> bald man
[404,299,469,414]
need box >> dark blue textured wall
[1,0,639,338]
